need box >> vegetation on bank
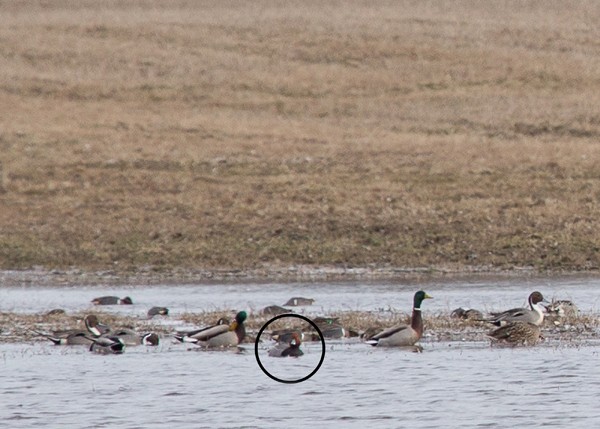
[1,1,600,275]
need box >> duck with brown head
[486,291,548,326]
[365,291,433,347]
[269,332,304,357]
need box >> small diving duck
[268,332,304,357]
[485,291,548,326]
[92,296,133,305]
[488,321,542,346]
[185,311,247,348]
[365,291,433,347]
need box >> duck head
[413,291,433,309]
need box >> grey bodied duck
[488,321,542,346]
[486,291,548,326]
[365,291,433,347]
[36,315,109,345]
[111,329,159,346]
[186,311,247,348]
[268,332,304,357]
[89,336,126,354]
[91,296,133,305]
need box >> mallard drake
[268,332,304,357]
[486,291,548,326]
[111,329,159,346]
[91,296,133,305]
[147,306,169,318]
[365,291,433,347]
[187,311,247,348]
[89,336,126,354]
[173,317,230,343]
[284,297,315,307]
[451,307,484,320]
[488,321,542,346]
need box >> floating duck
[36,315,108,345]
[365,291,433,347]
[185,311,247,348]
[485,291,548,326]
[91,296,133,305]
[89,336,126,354]
[284,297,315,307]
[268,332,304,357]
[111,329,159,346]
[173,317,230,343]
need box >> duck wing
[369,324,410,340]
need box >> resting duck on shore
[182,311,247,348]
[488,321,542,346]
[35,315,109,345]
[365,291,433,347]
[173,317,230,343]
[485,291,548,326]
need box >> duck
[268,332,304,357]
[147,306,169,318]
[488,321,542,346]
[544,299,579,318]
[91,296,133,305]
[451,307,484,320]
[110,329,159,346]
[365,291,433,347]
[314,317,346,339]
[284,297,315,307]
[89,336,126,354]
[36,315,109,345]
[261,305,293,316]
[485,291,548,326]
[270,328,304,343]
[173,317,230,343]
[187,311,247,348]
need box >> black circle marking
[254,313,326,384]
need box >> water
[1,275,600,428]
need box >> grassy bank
[1,1,600,275]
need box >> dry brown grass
[1,1,600,274]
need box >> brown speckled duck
[365,291,433,347]
[488,321,542,346]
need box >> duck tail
[365,339,379,347]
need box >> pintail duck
[284,297,315,307]
[111,329,159,346]
[365,291,433,347]
[186,311,247,348]
[486,291,548,326]
[488,321,542,346]
[89,336,126,354]
[36,315,108,345]
[147,306,169,318]
[451,307,484,321]
[91,296,133,305]
[268,332,304,357]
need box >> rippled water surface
[2,275,600,428]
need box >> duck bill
[424,293,433,299]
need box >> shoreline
[1,264,600,287]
